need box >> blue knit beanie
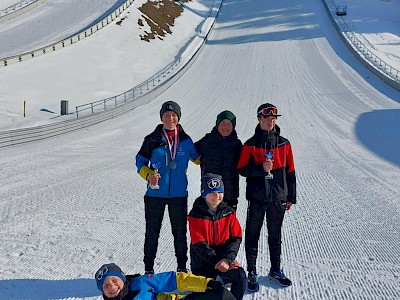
[201,173,224,198]
[95,263,126,293]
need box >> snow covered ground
[0,0,127,58]
[0,0,399,299]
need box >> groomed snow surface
[0,0,399,300]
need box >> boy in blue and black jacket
[95,263,236,300]
[135,101,200,275]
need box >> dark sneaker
[177,268,190,273]
[268,268,292,287]
[144,270,154,277]
[247,270,259,292]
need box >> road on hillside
[0,0,124,58]
[0,0,399,299]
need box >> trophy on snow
[264,152,274,180]
[150,162,161,189]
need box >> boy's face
[205,191,224,208]
[103,275,125,298]
[162,111,179,130]
[217,119,233,137]
[258,115,277,131]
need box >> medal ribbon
[162,127,179,162]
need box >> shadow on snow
[0,278,100,300]
[355,109,400,167]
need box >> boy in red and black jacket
[237,103,297,291]
[188,173,246,300]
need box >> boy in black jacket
[195,111,242,210]
[188,173,246,300]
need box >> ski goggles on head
[257,107,280,117]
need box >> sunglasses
[258,107,278,116]
[96,267,108,281]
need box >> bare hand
[229,260,241,270]
[215,259,230,273]
[285,202,293,211]
[263,159,273,173]
[149,173,161,185]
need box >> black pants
[144,196,188,271]
[223,198,238,211]
[185,286,237,300]
[245,200,285,272]
[217,267,246,300]
[191,267,245,300]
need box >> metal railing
[337,19,399,80]
[1,0,135,68]
[0,0,39,17]
[324,0,400,84]
[74,59,181,118]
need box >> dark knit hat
[95,263,126,293]
[216,110,236,128]
[201,173,224,198]
[160,101,181,120]
[257,103,281,117]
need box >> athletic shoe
[268,268,292,287]
[247,270,259,292]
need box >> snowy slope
[0,0,212,130]
[0,0,126,58]
[0,0,399,300]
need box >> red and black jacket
[237,124,296,204]
[187,198,242,278]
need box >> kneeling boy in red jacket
[188,173,246,300]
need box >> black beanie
[160,101,181,120]
[216,110,236,128]
[95,263,126,294]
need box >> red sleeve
[237,144,252,169]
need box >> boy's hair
[201,173,224,198]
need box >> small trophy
[150,162,161,189]
[264,152,274,180]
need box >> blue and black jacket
[136,124,200,198]
[102,272,212,300]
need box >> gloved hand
[207,280,222,290]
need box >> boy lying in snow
[95,263,236,300]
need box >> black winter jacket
[195,127,242,201]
